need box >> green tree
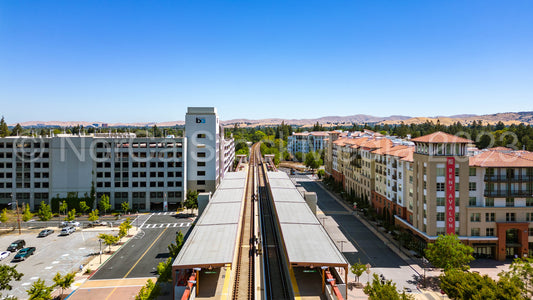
[440,268,525,300]
[168,231,184,258]
[317,169,325,179]
[0,265,23,292]
[22,203,33,222]
[37,201,52,221]
[424,234,474,271]
[363,273,413,300]
[304,151,323,170]
[53,272,75,298]
[98,233,120,252]
[499,258,533,298]
[135,279,159,300]
[99,194,111,216]
[0,208,8,223]
[79,201,90,215]
[351,260,366,283]
[0,117,9,137]
[59,201,68,215]
[185,190,198,214]
[26,279,53,300]
[65,209,76,221]
[10,123,22,136]
[88,209,99,222]
[121,201,129,215]
[157,257,173,282]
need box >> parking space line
[166,224,170,228]
[180,223,183,227]
[173,223,177,227]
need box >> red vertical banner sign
[446,157,456,235]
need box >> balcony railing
[484,189,533,197]
[484,175,532,182]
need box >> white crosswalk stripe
[139,222,191,229]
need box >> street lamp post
[99,238,102,264]
[10,193,21,235]
[321,266,328,294]
[365,263,371,286]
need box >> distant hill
[9,111,533,128]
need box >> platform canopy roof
[267,171,349,268]
[172,170,247,269]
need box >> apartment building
[287,131,329,155]
[325,131,533,260]
[0,107,235,211]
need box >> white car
[0,251,10,261]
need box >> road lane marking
[173,223,177,227]
[45,266,52,270]
[105,228,168,300]
[166,224,170,227]
[180,223,183,227]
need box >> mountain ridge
[8,111,533,128]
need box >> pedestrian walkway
[140,222,191,229]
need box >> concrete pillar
[198,192,211,217]
[304,192,317,215]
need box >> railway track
[232,144,258,300]
[256,148,293,299]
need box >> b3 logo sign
[196,118,206,124]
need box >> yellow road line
[289,267,301,300]
[104,227,168,300]
[124,227,168,278]
[220,266,232,300]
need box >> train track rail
[256,147,293,299]
[232,144,258,300]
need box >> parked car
[13,247,36,262]
[38,229,54,237]
[60,226,75,236]
[60,221,80,227]
[7,240,26,252]
[88,220,107,227]
[0,251,10,261]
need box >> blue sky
[1,0,532,123]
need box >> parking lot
[0,227,115,300]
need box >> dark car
[13,247,36,261]
[38,229,54,237]
[7,240,25,252]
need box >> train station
[172,147,349,300]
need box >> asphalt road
[90,212,193,280]
[291,174,420,291]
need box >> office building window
[436,183,445,191]
[471,228,480,236]
[506,213,516,222]
[436,227,446,235]
[485,198,494,207]
[527,213,533,222]
[197,161,206,167]
[436,197,445,206]
[469,168,476,176]
[486,228,494,236]
[506,198,514,207]
[527,198,533,207]
[197,152,206,158]
[470,213,480,222]
[197,180,205,185]
[485,213,495,222]
[197,171,206,176]
[436,212,445,221]
[529,228,533,237]
[436,168,445,176]
[469,197,477,206]
[469,182,476,191]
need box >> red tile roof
[411,131,473,144]
[469,150,533,167]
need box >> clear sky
[1,0,532,123]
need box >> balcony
[484,175,532,182]
[484,189,533,198]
